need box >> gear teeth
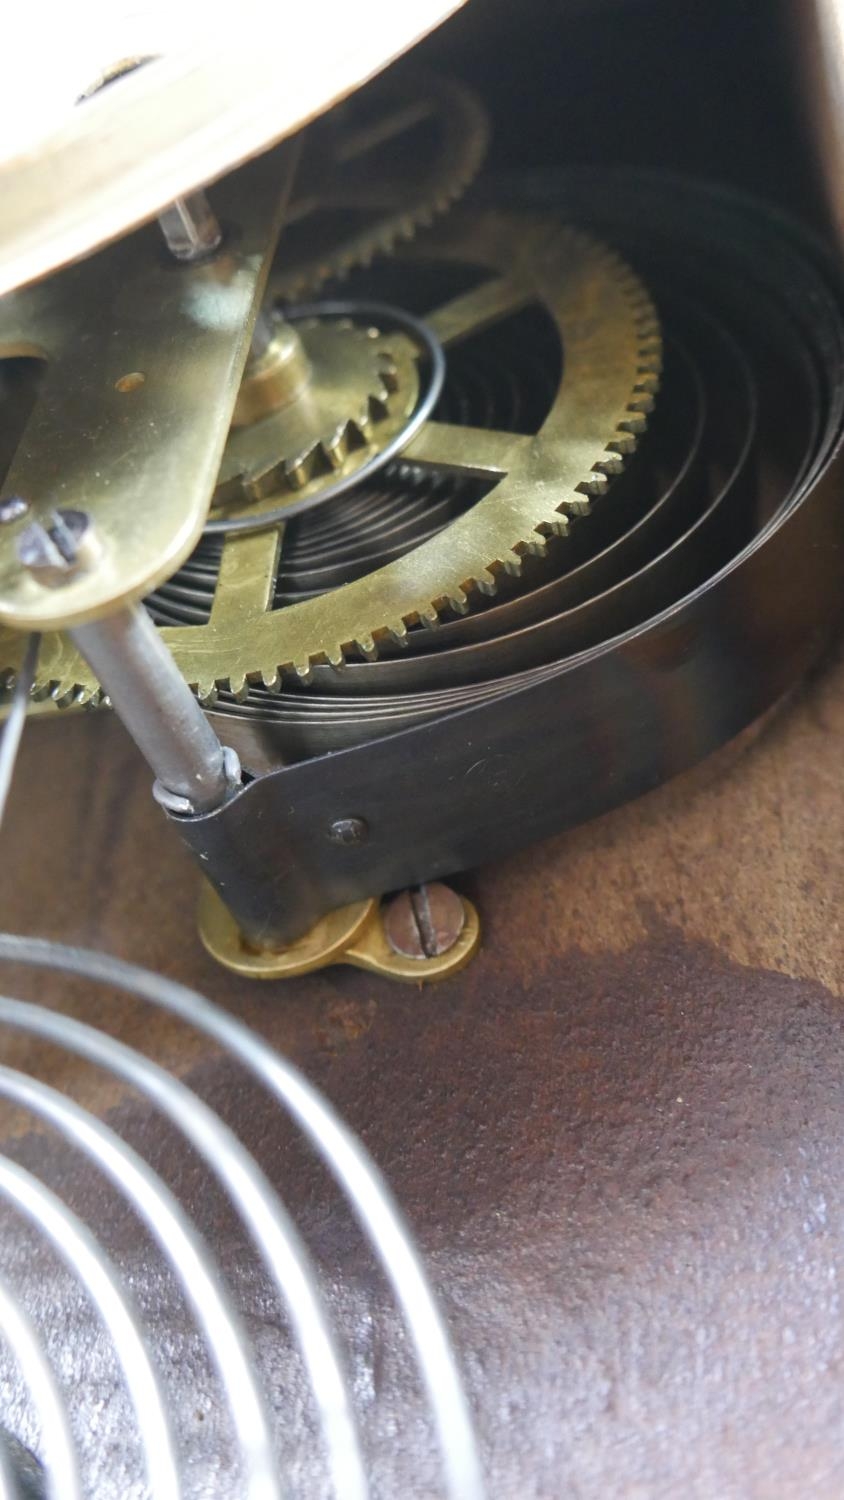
[549,518,570,539]
[355,634,378,661]
[260,666,281,692]
[51,680,80,710]
[582,472,610,497]
[446,588,470,614]
[276,81,490,299]
[353,408,373,443]
[472,569,498,597]
[386,621,409,649]
[596,451,625,477]
[629,392,655,415]
[196,680,218,706]
[568,492,594,514]
[379,355,399,393]
[619,412,648,435]
[284,453,311,490]
[368,390,390,420]
[323,428,348,470]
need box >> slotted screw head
[17,509,98,585]
[382,883,466,960]
[0,496,28,525]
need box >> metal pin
[81,62,224,268]
[158,191,223,263]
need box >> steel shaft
[71,605,236,814]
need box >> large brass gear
[275,73,490,299]
[4,209,661,705]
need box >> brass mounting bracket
[198,881,480,984]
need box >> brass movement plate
[0,144,299,633]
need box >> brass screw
[382,883,466,960]
[17,508,100,586]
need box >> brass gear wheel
[212,311,420,522]
[5,209,662,706]
[275,72,490,299]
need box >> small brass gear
[5,209,662,706]
[212,312,420,523]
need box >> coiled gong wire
[0,662,484,1500]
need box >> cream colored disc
[0,0,466,297]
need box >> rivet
[328,817,369,846]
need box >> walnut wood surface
[1,643,844,1497]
